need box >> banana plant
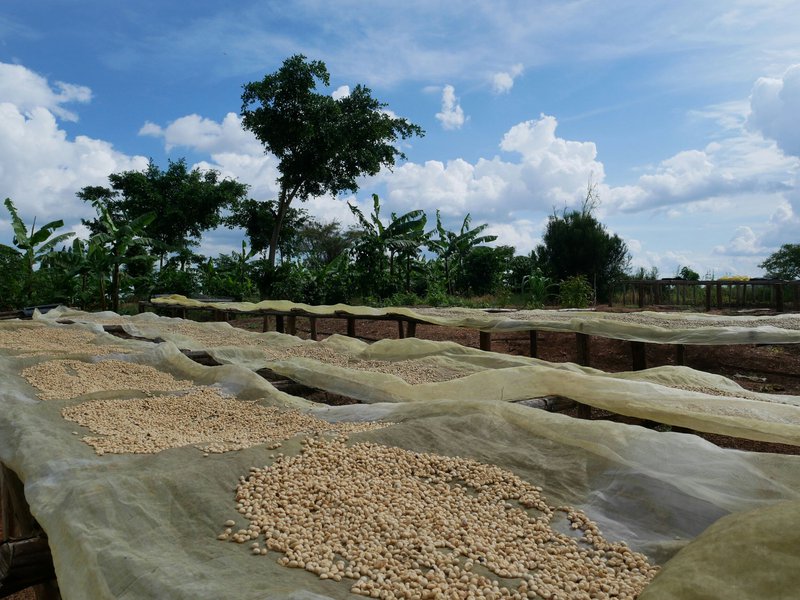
[427,210,496,294]
[1,197,75,303]
[348,194,427,293]
[89,200,155,312]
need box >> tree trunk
[267,187,297,270]
[112,258,120,312]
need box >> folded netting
[141,295,800,345]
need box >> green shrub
[558,275,593,308]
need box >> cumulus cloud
[0,65,147,230]
[435,85,466,130]
[139,112,263,155]
[491,63,523,94]
[332,85,350,100]
[747,64,800,157]
[382,114,604,220]
[712,226,766,256]
[0,62,91,122]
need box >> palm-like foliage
[427,211,497,294]
[89,200,155,311]
[349,194,427,294]
[1,198,74,303]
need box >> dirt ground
[231,307,800,456]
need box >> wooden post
[630,341,647,371]
[1,465,59,598]
[775,283,785,312]
[716,283,722,309]
[262,315,270,333]
[286,316,297,336]
[575,333,590,366]
[309,317,318,341]
[529,330,538,358]
[794,283,800,312]
[576,403,592,419]
[275,315,285,334]
[406,321,417,338]
[479,331,492,351]
[397,320,405,339]
[705,284,712,311]
[675,344,686,366]
[346,317,356,338]
[637,284,645,308]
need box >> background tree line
[5,54,787,313]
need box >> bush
[558,275,593,308]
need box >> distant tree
[349,194,427,297]
[223,198,308,261]
[1,197,74,304]
[296,219,357,270]
[427,211,497,294]
[677,265,700,281]
[759,244,800,280]
[240,54,424,269]
[0,245,24,309]
[88,200,155,311]
[77,159,248,266]
[457,245,515,296]
[534,186,629,303]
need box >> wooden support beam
[262,315,270,333]
[576,403,592,419]
[286,316,297,336]
[716,283,722,309]
[479,331,492,351]
[309,317,318,341]
[705,284,712,311]
[406,321,417,338]
[775,283,785,313]
[675,344,686,366]
[1,464,59,599]
[0,536,56,598]
[630,341,647,371]
[529,330,538,358]
[346,317,356,338]
[575,333,590,366]
[397,320,405,339]
[275,315,285,334]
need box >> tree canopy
[535,189,629,303]
[240,54,424,268]
[77,159,249,263]
[759,244,800,280]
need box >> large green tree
[535,191,629,303]
[240,54,424,269]
[759,244,800,280]
[77,159,248,266]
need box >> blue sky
[2,1,800,277]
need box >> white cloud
[713,226,766,256]
[491,63,524,94]
[435,85,466,130]
[0,97,147,228]
[484,218,543,254]
[139,112,263,155]
[747,64,800,157]
[382,114,604,220]
[332,85,350,100]
[0,62,91,122]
